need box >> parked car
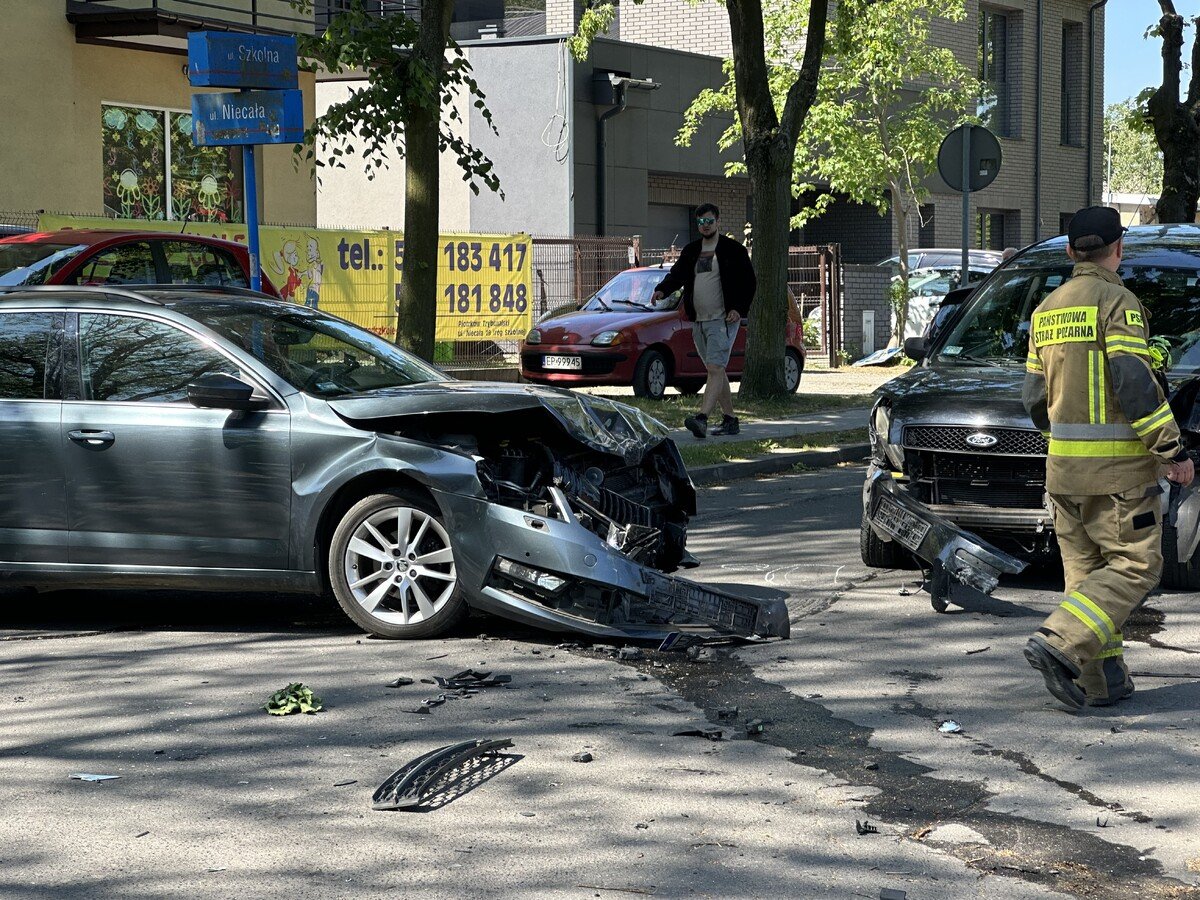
[862,224,1200,592]
[520,267,806,399]
[0,229,277,295]
[0,284,787,641]
[877,248,1005,273]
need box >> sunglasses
[696,216,716,225]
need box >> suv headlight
[591,330,623,346]
[526,328,542,345]
[869,399,905,470]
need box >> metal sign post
[187,31,302,293]
[937,123,1002,288]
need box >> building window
[102,103,244,223]
[977,209,1010,250]
[979,8,1012,138]
[1061,21,1083,146]
[1060,212,1074,235]
[919,204,936,247]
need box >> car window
[0,312,62,400]
[583,271,679,311]
[0,243,87,286]
[162,241,248,288]
[73,242,157,285]
[79,314,234,403]
[936,268,1068,363]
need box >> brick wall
[647,172,750,240]
[842,264,893,358]
[618,0,733,57]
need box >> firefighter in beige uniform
[1022,206,1194,709]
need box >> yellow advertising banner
[36,215,532,345]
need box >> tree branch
[727,0,778,139]
[1188,15,1200,111]
[780,0,831,145]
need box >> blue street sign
[188,32,298,91]
[192,89,304,146]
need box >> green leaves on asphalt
[264,683,324,716]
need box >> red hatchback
[0,230,277,295]
[520,267,806,399]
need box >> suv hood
[327,382,670,461]
[877,365,1034,428]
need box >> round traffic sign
[937,124,1002,193]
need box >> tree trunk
[892,191,910,346]
[741,136,792,397]
[397,0,454,359]
[1151,3,1200,224]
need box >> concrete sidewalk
[666,405,870,446]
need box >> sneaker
[683,414,708,440]
[711,415,740,436]
[1023,635,1085,710]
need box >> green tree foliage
[575,0,829,398]
[292,0,501,358]
[1105,102,1162,198]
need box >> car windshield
[581,270,680,311]
[933,233,1200,374]
[0,242,87,286]
[177,300,445,397]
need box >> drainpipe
[1034,0,1043,240]
[1087,0,1110,205]
[596,83,627,236]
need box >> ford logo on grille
[965,432,999,448]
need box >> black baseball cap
[1068,206,1126,251]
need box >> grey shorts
[692,318,739,367]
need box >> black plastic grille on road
[903,425,1047,456]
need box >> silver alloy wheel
[784,352,801,391]
[343,505,457,626]
[648,357,667,397]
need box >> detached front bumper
[863,467,1027,596]
[434,488,789,641]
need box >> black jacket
[653,234,757,322]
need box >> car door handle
[68,429,115,447]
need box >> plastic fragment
[70,773,120,782]
[938,720,962,734]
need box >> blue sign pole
[243,144,261,292]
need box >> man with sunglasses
[651,203,757,438]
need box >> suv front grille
[903,425,1047,456]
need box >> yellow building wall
[0,0,315,225]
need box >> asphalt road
[1,466,1197,898]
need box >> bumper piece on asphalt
[864,468,1028,598]
[372,738,516,810]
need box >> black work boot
[1086,659,1135,707]
[711,415,740,436]
[1024,634,1086,710]
[683,413,708,439]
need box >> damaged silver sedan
[0,285,787,641]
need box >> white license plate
[873,496,932,553]
[543,355,582,371]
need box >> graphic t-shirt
[693,239,724,321]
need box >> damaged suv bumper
[863,467,1027,597]
[435,488,790,641]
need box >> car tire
[633,350,669,400]
[859,512,920,569]
[1161,522,1200,590]
[328,490,468,639]
[674,380,703,395]
[784,348,804,393]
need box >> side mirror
[904,336,928,361]
[941,286,975,307]
[187,372,266,411]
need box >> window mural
[101,104,243,223]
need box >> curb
[688,443,871,486]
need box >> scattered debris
[263,683,323,716]
[965,646,991,655]
[715,707,739,721]
[136,831,150,838]
[879,889,907,900]
[206,867,227,873]
[577,885,656,896]
[433,670,512,689]
[618,647,644,660]
[745,718,768,736]
[898,586,912,597]
[635,822,650,830]
[706,679,720,688]
[686,646,719,663]
[673,727,725,741]
[572,752,594,763]
[386,676,414,688]
[1097,816,1109,828]
[864,762,879,771]
[520,811,536,818]
[372,738,515,811]
[855,819,879,835]
[425,653,449,661]
[13,696,26,703]
[938,720,962,734]
[70,773,120,782]
[334,780,358,787]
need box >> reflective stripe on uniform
[1104,335,1150,357]
[1047,437,1149,457]
[1131,401,1174,437]
[1087,350,1107,424]
[1026,353,1043,374]
[1060,591,1116,645]
[1097,632,1124,659]
[1050,423,1137,440]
